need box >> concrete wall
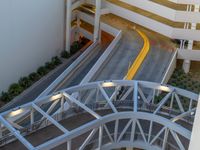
[0,0,65,93]
[105,1,200,41]
[120,0,200,23]
[178,49,200,61]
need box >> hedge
[0,56,62,103]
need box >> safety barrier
[177,48,200,61]
[161,50,177,84]
[105,1,200,41]
[35,43,98,100]
[125,29,150,80]
[0,99,193,148]
[0,80,196,149]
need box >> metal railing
[0,99,193,147]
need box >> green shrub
[51,56,62,66]
[0,55,64,104]
[37,66,48,76]
[171,83,176,87]
[61,50,70,58]
[45,62,55,70]
[0,92,11,102]
[19,77,32,89]
[8,83,23,97]
[70,41,79,55]
[29,72,41,82]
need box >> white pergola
[0,80,199,150]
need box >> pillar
[65,0,72,52]
[30,108,34,131]
[93,0,101,42]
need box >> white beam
[134,82,138,112]
[171,108,196,122]
[98,84,118,113]
[120,87,133,101]
[117,119,133,142]
[153,92,172,114]
[63,92,101,119]
[130,119,136,142]
[30,108,34,126]
[98,126,103,150]
[136,120,147,143]
[174,93,185,113]
[103,124,114,143]
[67,140,71,150]
[150,127,166,145]
[40,99,60,121]
[114,119,119,142]
[79,128,98,150]
[0,115,35,150]
[138,87,148,103]
[170,129,185,150]
[32,103,69,134]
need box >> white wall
[0,0,65,93]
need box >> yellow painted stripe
[125,28,150,80]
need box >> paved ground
[134,25,175,82]
[92,24,143,81]
[95,14,175,82]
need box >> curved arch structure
[0,80,199,150]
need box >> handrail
[125,28,150,80]
[161,49,177,84]
[35,41,98,100]
[81,30,122,84]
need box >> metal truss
[0,80,199,150]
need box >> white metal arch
[0,80,198,150]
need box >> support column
[67,140,71,150]
[61,96,64,113]
[133,82,138,112]
[30,108,34,126]
[183,59,191,73]
[93,0,101,42]
[65,0,72,52]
